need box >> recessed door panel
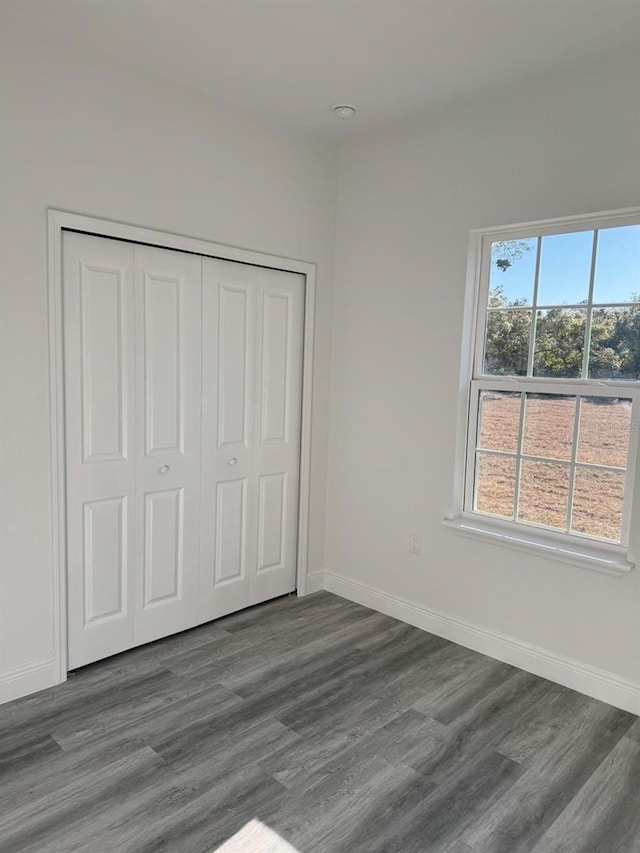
[257,473,287,572]
[83,496,127,625]
[214,478,247,585]
[80,263,126,462]
[143,488,183,607]
[144,274,182,455]
[260,293,290,444]
[218,285,251,448]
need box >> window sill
[442,517,634,576]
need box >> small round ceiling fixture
[332,103,357,120]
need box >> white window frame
[445,207,640,576]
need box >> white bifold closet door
[63,232,304,670]
[198,258,304,622]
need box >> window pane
[475,453,516,518]
[537,230,594,306]
[571,467,625,542]
[593,225,640,304]
[518,461,570,529]
[489,238,537,306]
[533,308,586,378]
[484,309,532,376]
[478,391,521,453]
[522,394,576,461]
[589,306,640,381]
[577,397,632,469]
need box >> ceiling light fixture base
[331,103,357,120]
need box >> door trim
[48,209,317,683]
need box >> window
[449,210,640,572]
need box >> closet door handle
[159,465,170,474]
[228,457,238,466]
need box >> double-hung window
[451,209,640,573]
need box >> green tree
[486,243,640,380]
[533,309,585,378]
[491,240,534,273]
[485,286,531,375]
[611,306,640,380]
[589,307,623,378]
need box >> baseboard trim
[0,659,57,705]
[324,571,640,716]
[303,571,325,595]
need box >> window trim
[442,516,634,576]
[446,206,640,575]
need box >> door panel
[199,259,304,622]
[257,472,287,573]
[260,292,291,444]
[82,496,127,625]
[214,477,248,585]
[64,233,136,668]
[134,245,202,645]
[143,273,183,455]
[218,284,252,449]
[79,264,127,462]
[143,487,184,607]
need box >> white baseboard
[324,570,640,716]
[4,579,638,715]
[0,659,57,705]
[302,571,325,595]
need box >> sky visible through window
[490,225,640,306]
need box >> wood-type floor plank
[530,736,640,853]
[0,591,637,853]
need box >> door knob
[159,465,170,474]
[228,457,238,466]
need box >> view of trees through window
[485,226,640,380]
[469,223,640,543]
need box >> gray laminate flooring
[0,591,638,853]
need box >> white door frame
[47,209,317,684]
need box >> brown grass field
[476,394,631,540]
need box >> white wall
[0,32,337,701]
[327,50,640,697]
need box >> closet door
[252,267,305,604]
[198,259,304,621]
[65,234,304,668]
[132,245,202,646]
[65,235,202,668]
[64,233,137,668]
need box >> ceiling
[3,0,638,137]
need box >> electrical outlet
[408,531,422,555]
